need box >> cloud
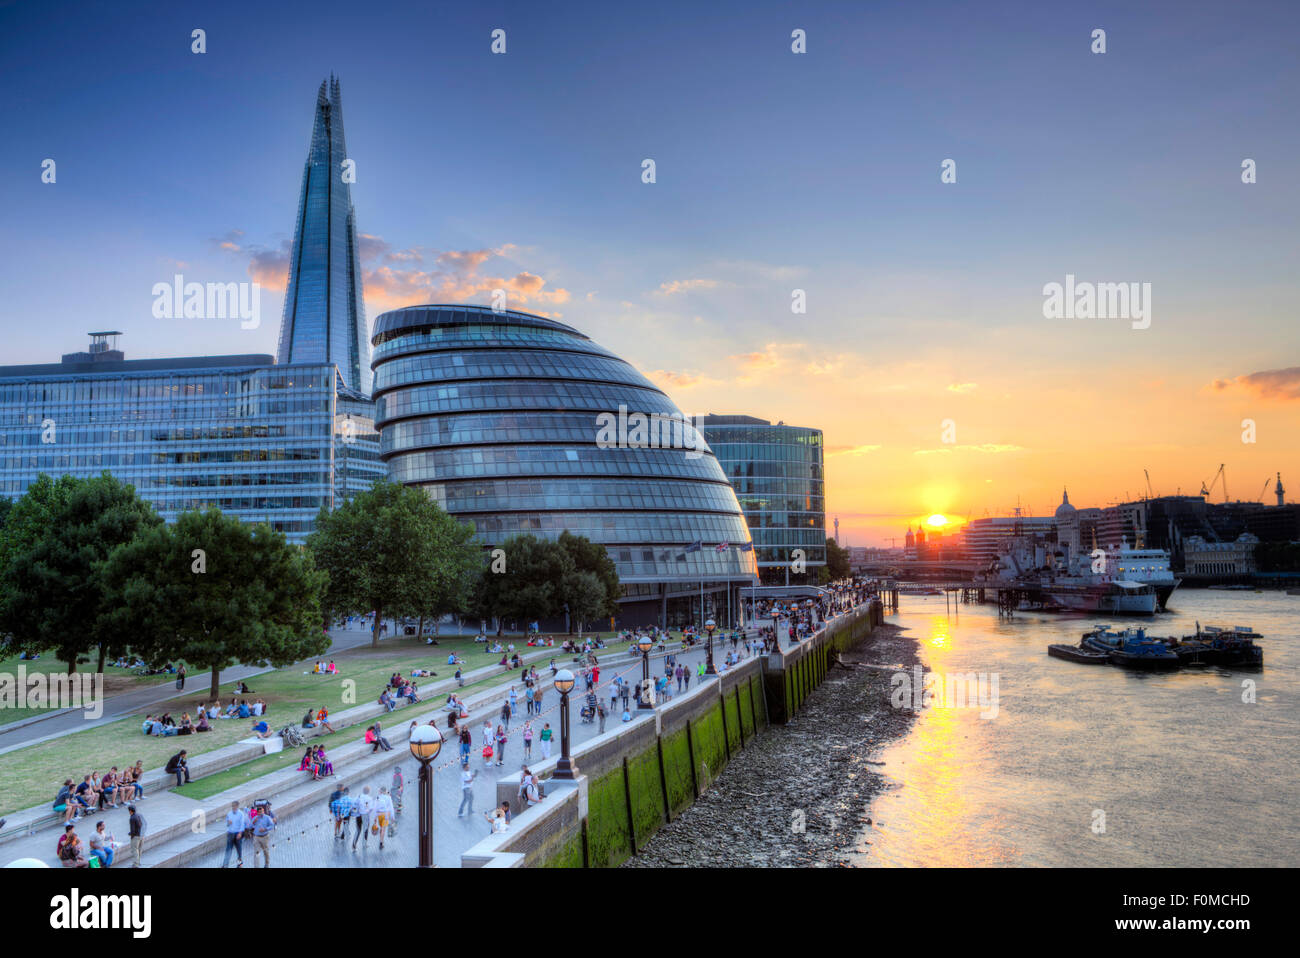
[247,242,292,292]
[827,444,882,457]
[1209,367,1300,401]
[946,382,978,394]
[645,369,705,390]
[218,230,566,313]
[656,278,721,296]
[913,444,1025,455]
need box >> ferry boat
[1097,541,1181,610]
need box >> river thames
[855,589,1299,867]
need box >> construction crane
[1259,476,1273,503]
[1200,463,1228,502]
[1143,469,1155,499]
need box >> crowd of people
[53,764,146,824]
[141,698,269,737]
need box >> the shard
[276,75,371,395]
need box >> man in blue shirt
[330,787,354,841]
[220,800,250,868]
[251,804,276,868]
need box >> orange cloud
[1209,367,1300,401]
[657,278,720,296]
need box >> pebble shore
[624,623,919,868]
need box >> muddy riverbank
[624,622,918,868]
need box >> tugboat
[1183,623,1265,667]
[1082,626,1180,670]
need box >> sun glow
[926,513,949,528]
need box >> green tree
[307,479,480,648]
[104,508,327,699]
[0,473,162,672]
[472,534,572,632]
[556,530,620,632]
[824,537,852,581]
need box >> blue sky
[2,0,1298,540]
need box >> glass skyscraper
[0,79,387,541]
[0,334,383,543]
[371,305,758,626]
[697,415,826,584]
[276,75,372,397]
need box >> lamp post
[636,635,655,709]
[704,618,717,675]
[408,723,444,868]
[553,669,576,779]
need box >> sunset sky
[2,0,1298,545]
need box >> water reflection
[854,590,1299,867]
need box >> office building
[370,305,757,626]
[696,415,826,584]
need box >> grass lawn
[0,631,615,815]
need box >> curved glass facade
[697,415,826,582]
[371,305,757,595]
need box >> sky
[2,0,1298,545]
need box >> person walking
[620,682,630,709]
[597,700,607,733]
[391,766,405,814]
[374,787,395,850]
[508,686,518,718]
[352,786,374,850]
[525,684,535,715]
[127,805,145,868]
[539,723,553,760]
[494,724,508,766]
[610,679,620,712]
[500,699,511,731]
[220,800,249,868]
[457,763,477,817]
[175,665,186,691]
[459,723,472,764]
[251,803,276,868]
[330,786,353,840]
[522,721,533,760]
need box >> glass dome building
[370,305,757,627]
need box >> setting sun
[926,513,949,528]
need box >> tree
[472,534,572,632]
[556,530,620,632]
[824,537,852,581]
[307,479,480,648]
[0,473,162,672]
[103,508,327,699]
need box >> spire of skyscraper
[276,75,371,395]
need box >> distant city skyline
[3,0,1298,544]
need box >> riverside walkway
[2,628,786,868]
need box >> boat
[1168,638,1216,666]
[1047,643,1112,664]
[1043,578,1158,615]
[1082,626,1180,670]
[1200,624,1262,639]
[1097,541,1181,610]
[1109,643,1181,670]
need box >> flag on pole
[715,541,729,552]
[684,540,702,553]
[737,542,754,552]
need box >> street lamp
[553,669,576,780]
[636,635,655,710]
[704,618,717,675]
[408,723,443,868]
